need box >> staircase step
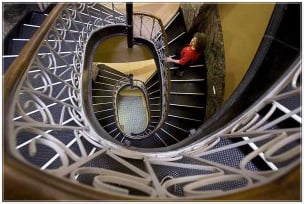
[148,89,161,98]
[167,33,188,55]
[111,131,125,141]
[98,64,127,79]
[170,94,205,107]
[170,92,205,96]
[92,89,113,97]
[69,9,92,25]
[92,87,113,107]
[30,12,47,26]
[171,79,205,82]
[166,115,201,132]
[102,121,119,133]
[166,29,188,55]
[3,56,17,72]
[94,108,114,120]
[10,38,78,55]
[18,24,38,38]
[150,114,161,124]
[148,98,161,108]
[9,39,26,55]
[92,95,113,105]
[147,80,160,92]
[92,65,120,135]
[168,114,202,123]
[60,29,83,41]
[145,72,159,89]
[127,133,166,148]
[98,70,126,81]
[93,81,115,90]
[96,75,121,86]
[169,105,204,121]
[99,115,115,126]
[33,55,76,76]
[150,103,161,110]
[92,101,113,112]
[170,103,204,109]
[153,129,179,146]
[98,4,125,22]
[165,10,188,45]
[170,81,205,94]
[161,122,189,141]
[150,110,161,117]
[170,65,206,80]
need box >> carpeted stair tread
[160,122,188,141]
[170,66,206,80]
[165,10,188,44]
[18,24,38,38]
[98,64,128,79]
[170,94,205,107]
[168,105,204,121]
[170,80,205,94]
[166,116,201,132]
[29,12,47,26]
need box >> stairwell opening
[117,86,149,136]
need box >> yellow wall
[217,3,275,100]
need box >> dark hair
[193,32,207,52]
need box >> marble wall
[180,3,225,121]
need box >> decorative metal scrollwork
[6,3,301,200]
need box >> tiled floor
[118,96,148,135]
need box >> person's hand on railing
[166,56,179,64]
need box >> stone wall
[3,3,50,40]
[180,3,225,121]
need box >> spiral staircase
[3,3,301,200]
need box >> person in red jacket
[166,32,207,76]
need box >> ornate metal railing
[4,2,127,167]
[132,12,170,138]
[96,12,171,141]
[65,58,301,199]
[4,2,301,200]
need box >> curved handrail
[3,3,301,201]
[132,12,171,138]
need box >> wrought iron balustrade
[3,2,301,200]
[132,12,170,139]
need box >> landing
[118,90,148,136]
[112,3,180,26]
